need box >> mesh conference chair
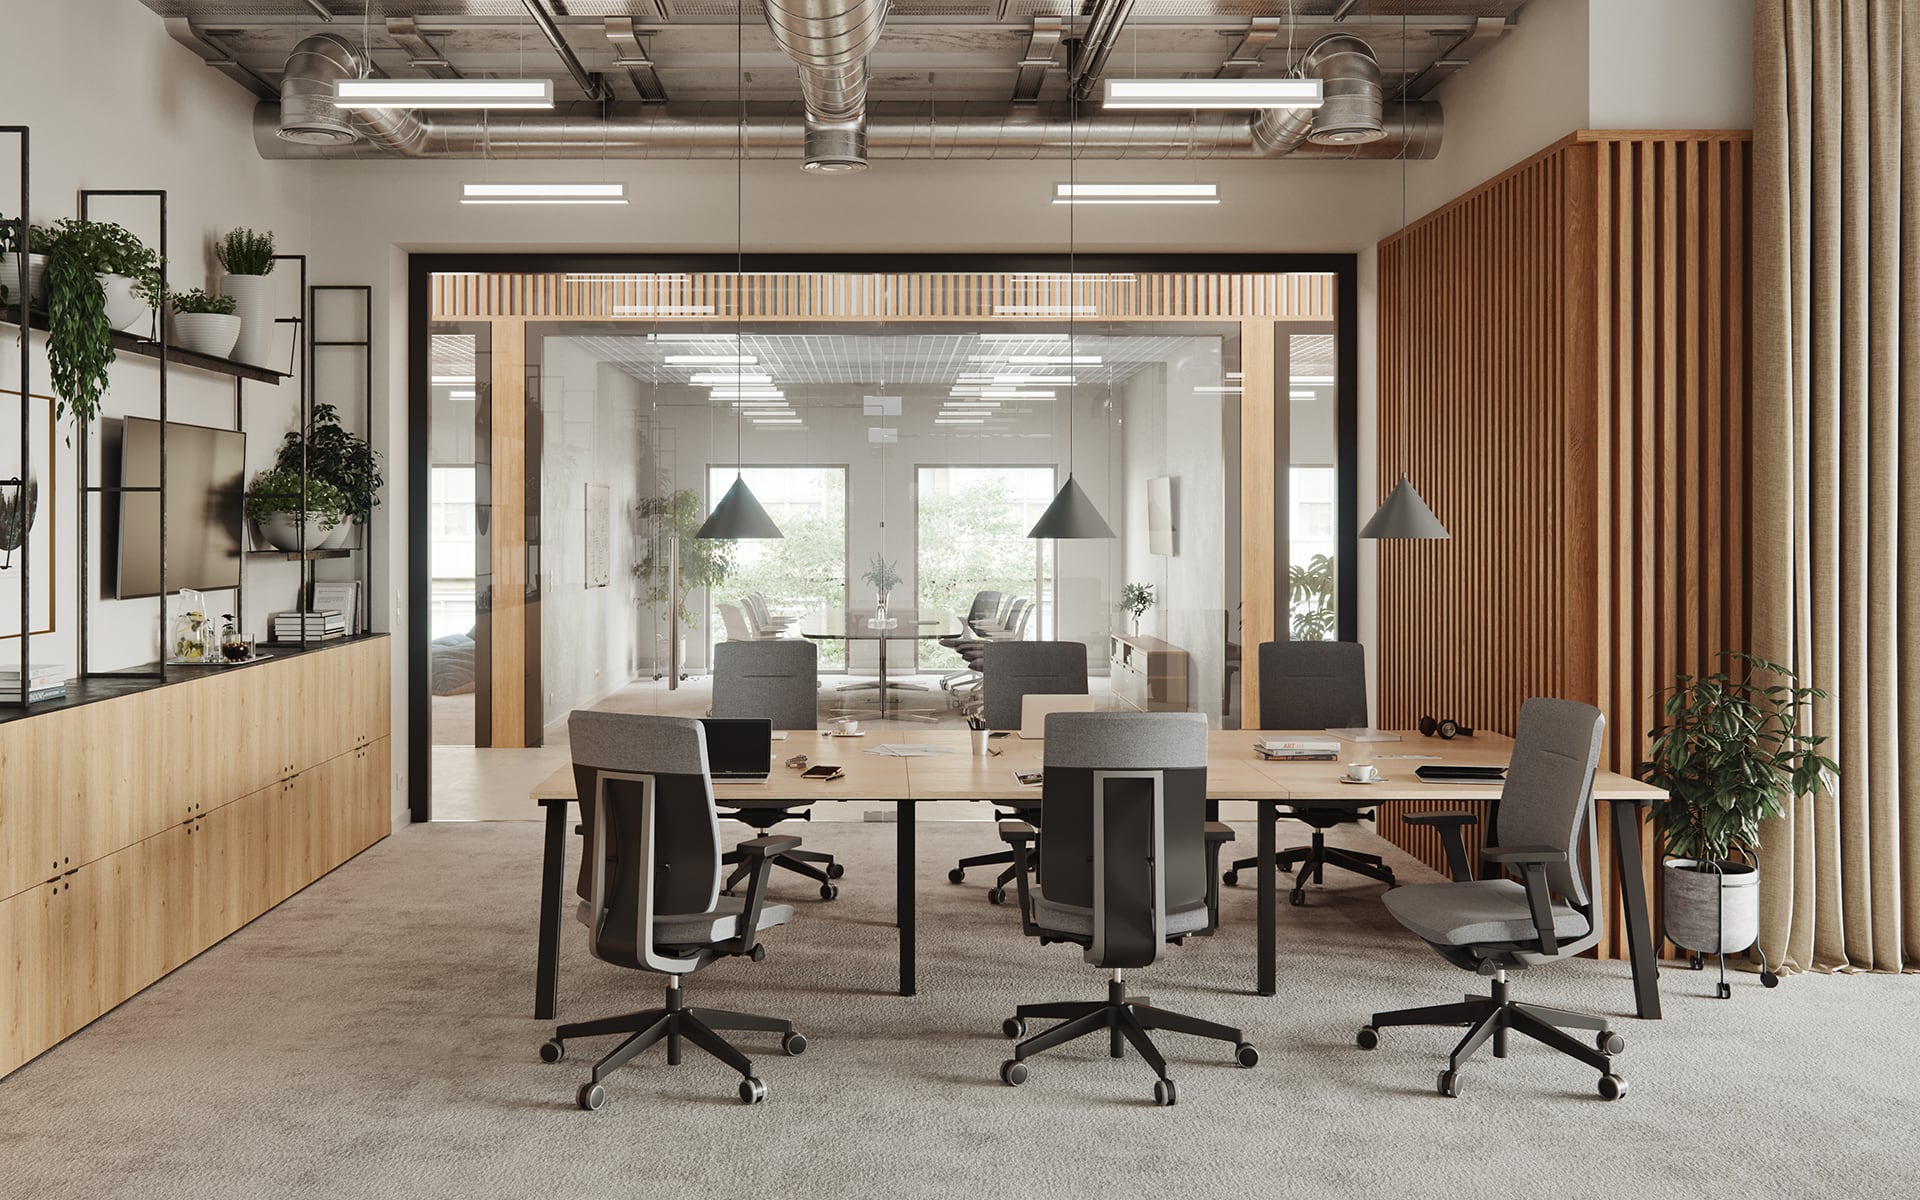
[938,590,1002,691]
[541,712,806,1110]
[1355,698,1628,1100]
[949,598,1034,706]
[710,640,844,900]
[718,602,776,642]
[1223,641,1396,905]
[949,640,1089,904]
[997,712,1258,1106]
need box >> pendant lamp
[1029,51,1115,543]
[697,2,781,542]
[1361,3,1447,542]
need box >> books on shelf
[0,661,68,688]
[1256,737,1341,762]
[0,683,66,703]
[310,581,364,637]
[272,610,347,642]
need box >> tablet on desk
[802,764,844,781]
[1414,764,1507,784]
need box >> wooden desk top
[530,729,1662,805]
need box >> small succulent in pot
[169,287,237,316]
[169,287,242,359]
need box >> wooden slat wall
[488,320,528,749]
[1374,131,1752,959]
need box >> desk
[802,609,955,712]
[529,729,1665,1020]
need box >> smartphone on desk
[802,764,844,781]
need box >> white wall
[1587,0,1754,131]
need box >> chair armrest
[719,835,800,958]
[1481,845,1567,865]
[997,820,1037,848]
[1402,812,1479,882]
[1481,848,1565,957]
[1199,822,1235,936]
[737,834,802,858]
[1204,820,1235,844]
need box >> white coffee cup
[834,717,860,735]
[1346,762,1381,783]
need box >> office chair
[710,640,844,901]
[949,599,1033,705]
[949,640,1088,904]
[997,712,1258,1105]
[1355,698,1628,1100]
[542,712,806,1110]
[938,590,1002,690]
[718,602,777,642]
[1223,641,1396,905]
[743,592,794,636]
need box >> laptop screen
[700,718,773,779]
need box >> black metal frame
[1,127,29,706]
[406,251,1360,823]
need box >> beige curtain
[1752,0,1920,974]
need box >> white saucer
[1337,776,1383,785]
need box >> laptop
[700,717,773,783]
[1018,693,1096,739]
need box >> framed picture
[585,483,610,588]
[0,389,56,639]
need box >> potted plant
[1121,581,1155,634]
[862,554,902,611]
[40,217,163,432]
[216,228,276,369]
[0,214,48,310]
[273,402,382,549]
[168,287,240,359]
[0,475,36,569]
[1639,652,1837,967]
[1288,553,1337,640]
[245,466,346,553]
[634,489,735,670]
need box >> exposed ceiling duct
[1301,33,1386,145]
[762,0,891,173]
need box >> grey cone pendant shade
[697,473,783,540]
[1359,473,1449,540]
[1027,473,1116,540]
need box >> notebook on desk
[700,717,773,782]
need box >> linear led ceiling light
[1100,77,1323,110]
[993,375,1077,385]
[461,182,627,205]
[690,372,774,385]
[338,78,554,109]
[667,355,757,365]
[994,305,1096,317]
[615,305,716,316]
[1009,355,1101,366]
[1052,183,1220,205]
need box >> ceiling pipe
[275,32,431,153]
[762,0,891,172]
[1298,33,1386,145]
[519,0,613,104]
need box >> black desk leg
[535,800,567,1021]
[1258,803,1278,996]
[1611,800,1663,1020]
[898,802,916,996]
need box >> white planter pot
[98,272,154,335]
[221,272,276,369]
[0,253,47,308]
[319,520,354,550]
[171,311,242,360]
[1663,859,1761,955]
[261,512,334,553]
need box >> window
[708,465,848,667]
[916,465,1056,668]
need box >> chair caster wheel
[826,863,846,879]
[1595,1030,1625,1055]
[949,868,966,885]
[820,884,839,901]
[748,944,766,962]
[739,1076,768,1105]
[1716,981,1732,999]
[987,887,1007,906]
[1437,1070,1462,1097]
[1761,971,1780,988]
[1153,1078,1178,1107]
[577,1082,606,1111]
[539,1038,566,1064]
[1289,890,1306,907]
[782,1031,808,1056]
[1355,1026,1380,1051]
[1003,1017,1027,1040]
[1234,1043,1259,1068]
[1598,1073,1628,1101]
[1222,870,1239,888]
[1000,1059,1028,1087]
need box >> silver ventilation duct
[276,32,429,155]
[762,0,890,172]
[1301,34,1385,146]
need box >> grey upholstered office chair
[1223,641,1395,905]
[542,712,806,1110]
[997,712,1258,1105]
[710,640,844,900]
[1355,698,1628,1100]
[949,639,1090,903]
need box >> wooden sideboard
[1109,632,1190,712]
[0,636,391,1077]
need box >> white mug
[1346,762,1381,783]
[834,717,860,735]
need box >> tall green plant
[40,218,162,432]
[216,228,276,276]
[635,490,735,630]
[274,402,383,523]
[1288,553,1337,641]
[1639,652,1838,868]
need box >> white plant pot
[221,272,276,369]
[261,512,334,553]
[0,253,47,308]
[319,520,354,550]
[171,311,241,360]
[1663,859,1761,955]
[98,272,154,334]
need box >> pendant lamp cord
[1066,21,1077,480]
[734,0,746,477]
[1397,0,1410,482]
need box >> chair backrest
[718,602,756,641]
[1493,698,1606,908]
[1257,640,1369,730]
[1009,598,1035,639]
[981,640,1088,730]
[569,712,722,969]
[966,590,1002,627]
[1040,712,1210,969]
[712,639,819,730]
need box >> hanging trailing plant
[39,218,162,433]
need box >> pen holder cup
[971,728,991,757]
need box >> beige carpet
[1,820,1913,1200]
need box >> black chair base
[723,846,844,901]
[948,848,1035,905]
[999,977,1257,1106]
[1225,829,1396,904]
[544,980,804,1109]
[1356,973,1627,1100]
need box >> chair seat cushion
[1383,879,1589,948]
[575,895,796,947]
[1032,895,1210,938]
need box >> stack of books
[0,661,68,703]
[272,610,347,643]
[1256,737,1340,762]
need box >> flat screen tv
[114,416,246,599]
